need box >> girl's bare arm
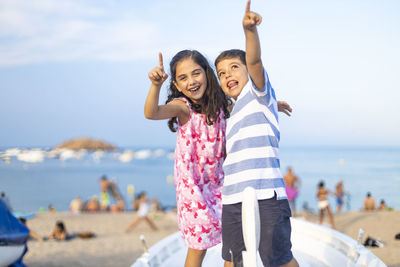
[144,53,189,124]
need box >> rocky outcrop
[55,137,117,151]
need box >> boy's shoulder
[248,68,270,95]
[236,70,272,106]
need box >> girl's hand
[277,101,292,116]
[243,0,262,31]
[148,53,168,86]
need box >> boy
[215,1,299,266]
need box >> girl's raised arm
[144,53,189,122]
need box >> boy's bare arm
[243,0,265,91]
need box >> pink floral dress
[174,98,226,250]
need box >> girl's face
[173,58,207,103]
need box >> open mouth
[188,86,200,92]
[227,80,238,90]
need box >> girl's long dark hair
[166,50,231,132]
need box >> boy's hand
[148,52,168,86]
[243,0,262,31]
[277,101,292,116]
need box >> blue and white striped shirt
[221,69,287,205]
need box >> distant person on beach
[335,180,345,213]
[363,192,376,211]
[48,220,68,241]
[99,175,110,193]
[100,193,110,211]
[86,195,100,212]
[99,175,111,210]
[378,199,387,211]
[317,181,335,228]
[125,192,158,232]
[48,204,56,213]
[99,175,126,211]
[284,167,301,216]
[18,217,43,242]
[70,196,84,214]
[131,195,163,213]
[48,220,95,241]
[110,198,125,213]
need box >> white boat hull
[132,187,386,267]
[131,217,386,267]
[0,245,25,267]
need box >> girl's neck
[190,100,205,114]
[188,97,202,105]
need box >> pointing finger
[245,0,251,14]
[158,52,164,69]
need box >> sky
[1,0,399,148]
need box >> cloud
[0,0,158,66]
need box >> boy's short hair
[214,49,246,68]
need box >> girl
[145,50,229,267]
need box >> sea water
[1,147,399,213]
[280,146,400,213]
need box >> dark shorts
[221,194,293,267]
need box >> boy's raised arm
[243,0,265,91]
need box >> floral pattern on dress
[174,98,226,250]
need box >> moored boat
[131,188,386,267]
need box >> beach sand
[23,210,400,267]
[334,211,400,267]
[23,212,179,267]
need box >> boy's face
[216,58,249,100]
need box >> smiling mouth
[188,86,200,92]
